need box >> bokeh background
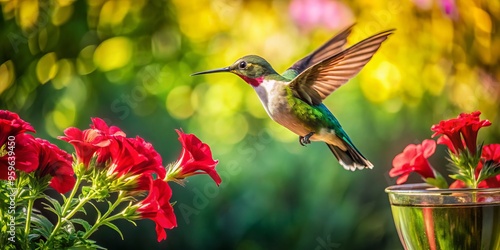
[1,0,499,249]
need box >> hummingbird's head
[192,55,278,87]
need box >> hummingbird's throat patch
[238,75,264,87]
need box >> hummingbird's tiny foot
[299,132,314,146]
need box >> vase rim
[385,183,500,194]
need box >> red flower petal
[137,179,177,242]
[421,139,436,158]
[0,110,35,145]
[479,144,500,188]
[0,134,39,179]
[390,140,436,184]
[174,129,221,185]
[108,136,166,190]
[34,138,76,193]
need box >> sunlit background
[1,0,499,249]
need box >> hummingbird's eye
[238,61,247,69]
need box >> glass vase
[386,183,500,250]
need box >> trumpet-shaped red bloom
[59,127,108,166]
[108,136,166,190]
[431,117,464,154]
[0,133,39,179]
[458,111,491,155]
[173,129,221,185]
[390,139,437,184]
[482,144,500,163]
[34,138,75,193]
[431,111,491,155]
[0,110,35,144]
[480,144,500,188]
[0,111,38,179]
[59,118,126,167]
[136,179,177,242]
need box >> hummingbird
[192,25,394,171]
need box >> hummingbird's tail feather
[326,143,374,171]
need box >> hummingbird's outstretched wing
[289,29,395,106]
[282,24,355,80]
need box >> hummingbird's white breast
[253,80,311,137]
[252,79,342,146]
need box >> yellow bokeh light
[46,97,77,136]
[36,52,59,84]
[173,0,228,42]
[361,61,400,103]
[52,59,74,89]
[77,45,96,75]
[93,37,133,71]
[451,83,477,111]
[55,0,75,7]
[199,113,249,145]
[52,4,74,26]
[99,0,130,27]
[202,81,243,116]
[166,85,195,119]
[0,60,15,95]
[422,63,447,96]
[17,0,38,31]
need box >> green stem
[470,165,478,189]
[45,175,84,245]
[82,191,127,240]
[24,195,35,248]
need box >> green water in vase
[391,204,500,250]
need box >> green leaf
[87,201,102,221]
[78,205,88,216]
[41,202,60,216]
[71,218,92,232]
[424,177,448,189]
[449,174,470,183]
[477,160,500,183]
[43,196,63,215]
[125,218,137,227]
[103,221,124,240]
[30,214,54,239]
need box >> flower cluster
[390,111,500,189]
[0,110,221,249]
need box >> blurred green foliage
[1,0,499,249]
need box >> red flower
[59,127,107,166]
[390,139,437,184]
[0,111,38,179]
[458,111,491,155]
[59,118,126,167]
[108,136,166,190]
[431,111,490,155]
[0,110,35,145]
[136,179,177,242]
[34,138,76,193]
[0,133,39,179]
[480,144,500,188]
[431,117,464,154]
[171,129,221,186]
[89,118,126,164]
[482,144,500,163]
[90,117,126,138]
[436,135,460,155]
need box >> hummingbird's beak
[191,67,231,76]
